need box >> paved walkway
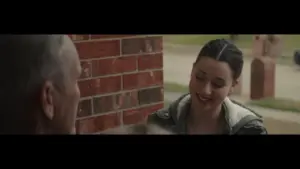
[163,44,300,101]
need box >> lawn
[164,35,253,49]
[164,35,300,65]
[164,82,188,93]
[164,35,300,54]
[248,97,300,113]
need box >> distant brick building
[70,35,164,134]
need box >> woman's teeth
[197,94,210,101]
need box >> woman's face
[189,56,237,112]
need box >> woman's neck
[190,103,222,121]
[187,104,223,134]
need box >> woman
[147,39,268,135]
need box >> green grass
[164,35,231,45]
[163,82,187,108]
[164,82,188,93]
[164,35,300,53]
[275,55,294,65]
[164,35,252,48]
[247,98,300,113]
[163,34,300,66]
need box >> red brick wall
[70,35,164,134]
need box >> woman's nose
[200,83,212,95]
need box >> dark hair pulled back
[195,38,243,80]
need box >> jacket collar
[170,94,260,133]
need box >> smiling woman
[147,39,268,135]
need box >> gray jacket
[147,93,268,135]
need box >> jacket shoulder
[226,98,267,134]
[147,108,175,128]
[235,119,268,135]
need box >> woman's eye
[212,83,223,88]
[196,76,204,81]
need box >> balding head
[0,35,64,94]
[0,35,81,134]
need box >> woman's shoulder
[234,119,267,135]
[147,107,175,129]
[225,98,267,135]
[147,93,192,131]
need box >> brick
[123,70,163,90]
[78,79,95,97]
[77,99,92,118]
[138,53,163,70]
[93,95,115,114]
[140,103,164,117]
[93,91,138,114]
[144,36,163,53]
[80,61,92,79]
[75,35,164,133]
[123,108,145,125]
[122,103,163,125]
[69,34,90,41]
[122,73,137,90]
[115,91,138,109]
[121,36,162,55]
[91,35,134,39]
[138,87,163,105]
[138,70,163,88]
[92,56,136,77]
[121,38,144,55]
[76,113,121,134]
[78,76,121,97]
[94,76,122,95]
[75,40,120,59]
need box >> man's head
[0,35,81,134]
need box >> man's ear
[41,81,55,120]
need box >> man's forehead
[59,35,78,57]
[63,35,74,48]
[60,36,81,72]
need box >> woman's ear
[229,79,239,95]
[232,79,239,88]
[190,62,197,77]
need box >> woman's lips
[196,93,212,103]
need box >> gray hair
[30,35,66,91]
[0,35,67,134]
